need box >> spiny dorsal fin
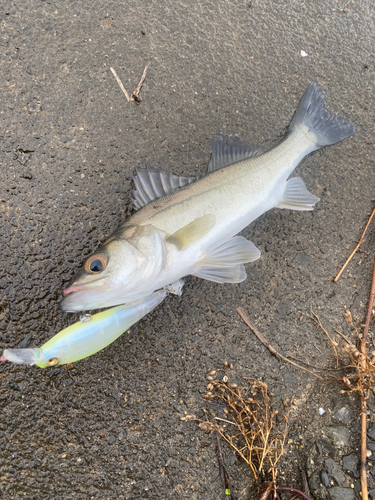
[208,134,263,173]
[131,165,196,210]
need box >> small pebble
[319,407,325,416]
[320,470,329,487]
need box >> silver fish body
[60,82,355,312]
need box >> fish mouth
[59,283,109,312]
[63,285,84,296]
[63,273,109,295]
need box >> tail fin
[289,81,356,147]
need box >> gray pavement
[0,1,374,499]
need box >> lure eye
[84,254,108,274]
[48,357,58,366]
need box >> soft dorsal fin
[131,165,196,210]
[208,134,263,173]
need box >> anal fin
[276,177,320,211]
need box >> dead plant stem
[309,311,339,368]
[363,255,375,342]
[131,61,150,102]
[334,206,375,283]
[359,255,375,500]
[110,62,150,103]
[237,308,327,381]
[110,67,131,101]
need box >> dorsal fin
[208,134,263,173]
[131,165,196,210]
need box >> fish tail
[289,81,356,148]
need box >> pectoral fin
[193,264,247,283]
[192,236,260,283]
[276,177,320,211]
[167,214,216,250]
[199,236,260,267]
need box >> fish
[60,81,355,312]
[1,290,166,367]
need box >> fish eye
[84,254,108,274]
[48,357,58,366]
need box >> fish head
[60,224,167,311]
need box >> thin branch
[309,311,339,368]
[131,61,150,102]
[359,255,375,500]
[237,308,327,381]
[110,62,150,103]
[214,416,237,426]
[110,67,131,101]
[286,355,341,371]
[334,206,375,283]
[276,486,312,500]
[335,330,355,346]
[363,255,375,342]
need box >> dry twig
[131,61,150,102]
[309,311,339,368]
[334,206,375,282]
[359,256,375,500]
[182,375,288,484]
[110,67,131,101]
[182,368,313,499]
[237,298,375,500]
[110,62,150,103]
[237,308,327,381]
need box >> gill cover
[61,224,167,311]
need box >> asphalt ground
[0,1,374,499]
